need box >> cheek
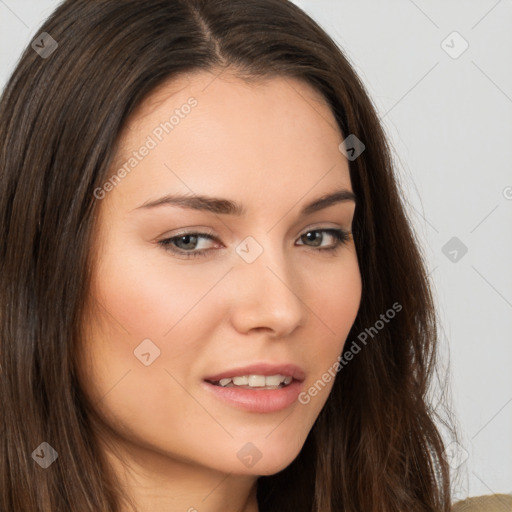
[82,235,246,424]
[294,251,362,406]
[80,241,216,408]
[92,241,223,344]
[80,245,228,455]
[303,250,362,344]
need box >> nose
[227,244,307,338]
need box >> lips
[203,362,306,384]
[202,367,305,413]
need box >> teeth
[215,374,292,388]
[248,375,266,387]
[262,375,283,387]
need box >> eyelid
[164,226,217,238]
[299,222,351,235]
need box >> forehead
[136,69,337,127]
[105,69,352,212]
[118,68,344,157]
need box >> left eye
[158,228,351,259]
[296,229,350,249]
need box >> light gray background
[1,0,511,501]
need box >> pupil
[178,235,197,249]
[304,231,321,246]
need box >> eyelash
[157,228,352,259]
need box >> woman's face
[81,70,362,477]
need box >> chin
[226,442,304,477]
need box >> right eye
[158,231,221,259]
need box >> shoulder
[452,494,512,511]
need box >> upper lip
[204,363,306,383]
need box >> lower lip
[202,379,304,413]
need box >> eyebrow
[135,188,357,216]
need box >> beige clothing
[452,494,512,511]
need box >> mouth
[202,363,306,413]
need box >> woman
[0,0,465,510]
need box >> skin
[80,69,362,512]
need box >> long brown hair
[0,0,453,510]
